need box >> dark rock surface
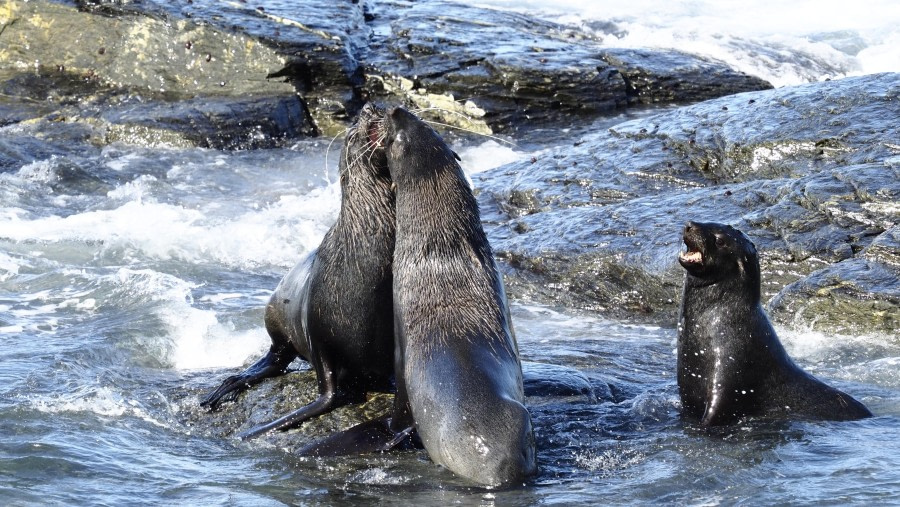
[475,73,899,334]
[177,368,393,453]
[361,1,771,133]
[1,0,771,146]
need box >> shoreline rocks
[1,0,770,147]
[1,2,893,331]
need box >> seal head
[679,221,759,289]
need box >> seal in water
[382,107,537,487]
[200,103,397,439]
[677,221,872,426]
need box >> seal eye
[715,236,725,248]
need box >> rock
[97,94,312,150]
[177,368,394,453]
[1,0,771,145]
[475,73,900,332]
[0,1,314,148]
[769,225,900,334]
[362,0,772,134]
[3,1,295,99]
[522,361,597,402]
[180,360,606,443]
[70,0,367,136]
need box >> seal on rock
[200,103,397,439]
[383,107,537,487]
[677,221,872,426]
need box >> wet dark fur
[199,104,397,438]
[383,107,537,487]
[677,221,872,426]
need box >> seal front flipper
[237,351,362,440]
[199,341,296,410]
[237,389,350,440]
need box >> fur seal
[677,221,872,426]
[200,103,397,439]
[383,107,537,487]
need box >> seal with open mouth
[200,103,397,439]
[677,221,872,426]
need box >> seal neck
[683,272,760,310]
[395,164,488,256]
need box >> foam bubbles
[457,140,526,175]
[574,447,644,475]
[0,252,22,282]
[108,268,269,370]
[28,386,166,427]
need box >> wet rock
[362,0,771,133]
[768,225,900,334]
[3,1,295,99]
[97,94,312,150]
[70,0,367,136]
[0,1,314,147]
[177,368,394,453]
[522,361,597,402]
[476,73,900,332]
[180,360,604,444]
[768,256,899,335]
[2,0,770,143]
[0,68,312,150]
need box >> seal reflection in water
[199,103,397,439]
[677,221,872,426]
[383,107,537,487]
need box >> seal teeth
[679,250,702,264]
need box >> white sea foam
[108,268,269,370]
[3,183,340,270]
[574,447,644,475]
[778,326,884,361]
[28,386,167,427]
[457,140,526,175]
[455,0,900,86]
[0,252,22,282]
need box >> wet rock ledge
[475,73,899,335]
[0,0,770,148]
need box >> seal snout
[679,221,704,268]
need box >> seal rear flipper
[236,389,354,440]
[298,416,419,457]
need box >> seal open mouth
[357,103,386,149]
[367,119,384,147]
[678,222,704,269]
[679,247,702,266]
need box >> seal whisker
[416,117,519,148]
[325,128,350,185]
